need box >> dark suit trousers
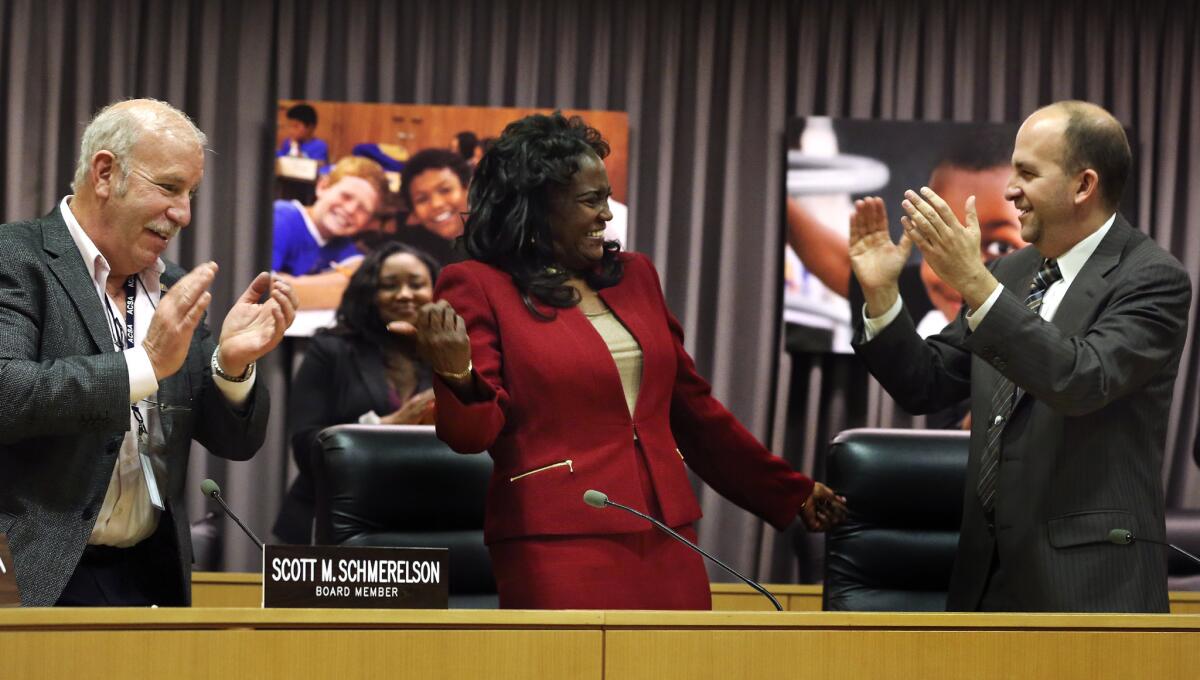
[978,545,1018,612]
[56,512,185,607]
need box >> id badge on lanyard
[110,275,166,511]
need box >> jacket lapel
[1047,216,1129,338]
[41,208,116,354]
[1009,216,1131,410]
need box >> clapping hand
[217,272,299,374]
[848,197,912,316]
[144,262,217,381]
[899,188,998,311]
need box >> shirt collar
[60,195,166,293]
[295,199,329,247]
[1053,213,1115,286]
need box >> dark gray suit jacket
[0,207,270,606]
[854,215,1192,612]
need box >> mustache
[146,221,182,240]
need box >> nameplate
[0,534,20,607]
[262,544,448,609]
[275,156,320,182]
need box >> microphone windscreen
[200,478,221,498]
[583,489,608,508]
[1108,528,1133,545]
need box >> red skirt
[488,523,712,610]
[488,438,711,610]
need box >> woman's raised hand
[387,300,472,381]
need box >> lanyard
[102,274,167,511]
[121,275,137,349]
[104,275,146,437]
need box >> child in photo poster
[277,103,330,165]
[273,156,388,308]
[395,149,472,265]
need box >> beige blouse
[584,308,644,416]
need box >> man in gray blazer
[849,101,1191,612]
[0,99,297,606]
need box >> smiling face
[545,152,613,272]
[98,128,205,278]
[408,167,468,239]
[1005,111,1077,253]
[309,175,380,239]
[374,252,434,325]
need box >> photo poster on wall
[272,100,630,336]
[780,117,1140,356]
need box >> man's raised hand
[144,262,217,381]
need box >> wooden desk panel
[193,573,1200,614]
[4,609,1200,680]
[0,610,604,680]
[709,583,823,611]
[191,571,262,608]
[604,611,1200,680]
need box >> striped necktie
[977,258,1062,514]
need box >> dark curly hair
[325,241,441,349]
[463,111,622,317]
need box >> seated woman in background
[393,112,847,609]
[273,242,441,544]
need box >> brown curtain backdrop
[1,0,1196,583]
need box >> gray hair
[71,98,208,193]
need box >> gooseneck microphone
[583,489,783,611]
[1108,528,1200,567]
[200,479,264,550]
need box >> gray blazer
[0,207,270,606]
[854,215,1192,612]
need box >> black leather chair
[822,428,969,611]
[312,424,497,608]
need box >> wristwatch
[211,346,255,383]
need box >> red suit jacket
[433,252,813,543]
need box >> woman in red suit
[392,112,847,609]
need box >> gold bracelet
[436,360,472,381]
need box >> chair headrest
[316,425,493,531]
[828,428,969,529]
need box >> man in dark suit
[0,99,298,606]
[848,100,1191,612]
